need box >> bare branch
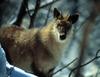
[13,0,28,26]
[44,6,51,26]
[29,0,41,28]
[44,0,53,26]
[13,0,60,28]
[68,49,100,77]
[51,58,78,76]
[25,1,31,18]
[27,0,60,13]
[68,8,99,77]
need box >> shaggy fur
[0,8,79,77]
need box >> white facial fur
[52,20,74,43]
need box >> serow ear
[53,8,63,19]
[68,13,79,24]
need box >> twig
[25,1,31,18]
[44,1,53,26]
[13,0,28,26]
[68,49,100,77]
[27,0,60,13]
[29,0,41,28]
[51,58,78,76]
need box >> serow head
[53,8,79,40]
